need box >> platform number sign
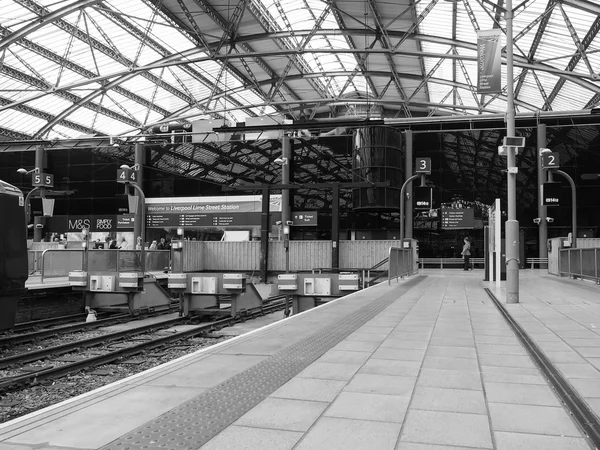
[415,157,431,174]
[542,151,560,170]
[117,168,137,184]
[32,173,54,188]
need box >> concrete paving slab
[380,338,429,350]
[475,343,528,355]
[568,378,600,397]
[344,373,416,396]
[484,382,561,406]
[410,386,487,414]
[146,354,266,388]
[331,340,381,352]
[493,431,590,450]
[429,337,474,347]
[294,417,402,450]
[345,332,391,342]
[324,391,410,423]
[6,385,202,448]
[544,351,588,364]
[488,403,582,436]
[371,348,426,361]
[199,425,303,450]
[317,349,373,365]
[422,355,480,371]
[234,397,328,432]
[359,358,421,377]
[426,346,477,359]
[481,371,547,385]
[397,443,489,450]
[297,362,362,381]
[478,354,536,369]
[271,378,347,402]
[416,368,482,391]
[555,363,600,378]
[399,410,493,449]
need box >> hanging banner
[477,29,502,94]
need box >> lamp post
[17,167,40,237]
[504,0,521,304]
[276,136,292,317]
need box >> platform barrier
[559,248,600,283]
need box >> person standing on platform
[461,237,471,271]
[157,237,167,250]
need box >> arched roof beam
[95,3,251,117]
[0,96,96,135]
[543,12,600,110]
[0,0,101,51]
[0,25,171,117]
[367,0,411,117]
[14,0,194,106]
[1,64,139,127]
[179,0,304,114]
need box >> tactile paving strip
[103,276,425,450]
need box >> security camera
[546,217,554,223]
[592,73,600,81]
[120,164,130,170]
[533,218,541,224]
[286,221,293,226]
[275,221,282,225]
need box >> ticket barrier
[277,273,360,314]
[68,270,173,315]
[167,272,262,318]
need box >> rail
[525,257,548,269]
[418,257,485,269]
[388,247,417,284]
[559,248,600,284]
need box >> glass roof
[1,0,600,140]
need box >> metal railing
[40,249,171,282]
[559,248,600,284]
[388,247,417,284]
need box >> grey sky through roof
[1,0,600,140]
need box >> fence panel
[340,240,398,270]
[41,250,84,281]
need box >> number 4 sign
[117,168,137,184]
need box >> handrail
[559,248,599,284]
[388,246,416,284]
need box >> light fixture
[17,167,40,175]
[120,163,140,171]
[581,173,600,180]
[274,157,288,166]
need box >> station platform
[1,270,599,449]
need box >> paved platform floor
[1,270,598,450]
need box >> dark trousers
[464,255,471,270]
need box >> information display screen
[440,208,475,229]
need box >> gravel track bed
[0,335,231,423]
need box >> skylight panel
[251,0,369,97]
[417,1,454,40]
[0,109,47,135]
[0,2,39,29]
[26,95,74,114]
[552,80,591,111]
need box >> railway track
[0,299,286,392]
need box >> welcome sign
[477,29,502,94]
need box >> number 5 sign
[415,157,431,174]
[32,173,54,187]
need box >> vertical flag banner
[477,29,502,93]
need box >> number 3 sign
[415,157,431,174]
